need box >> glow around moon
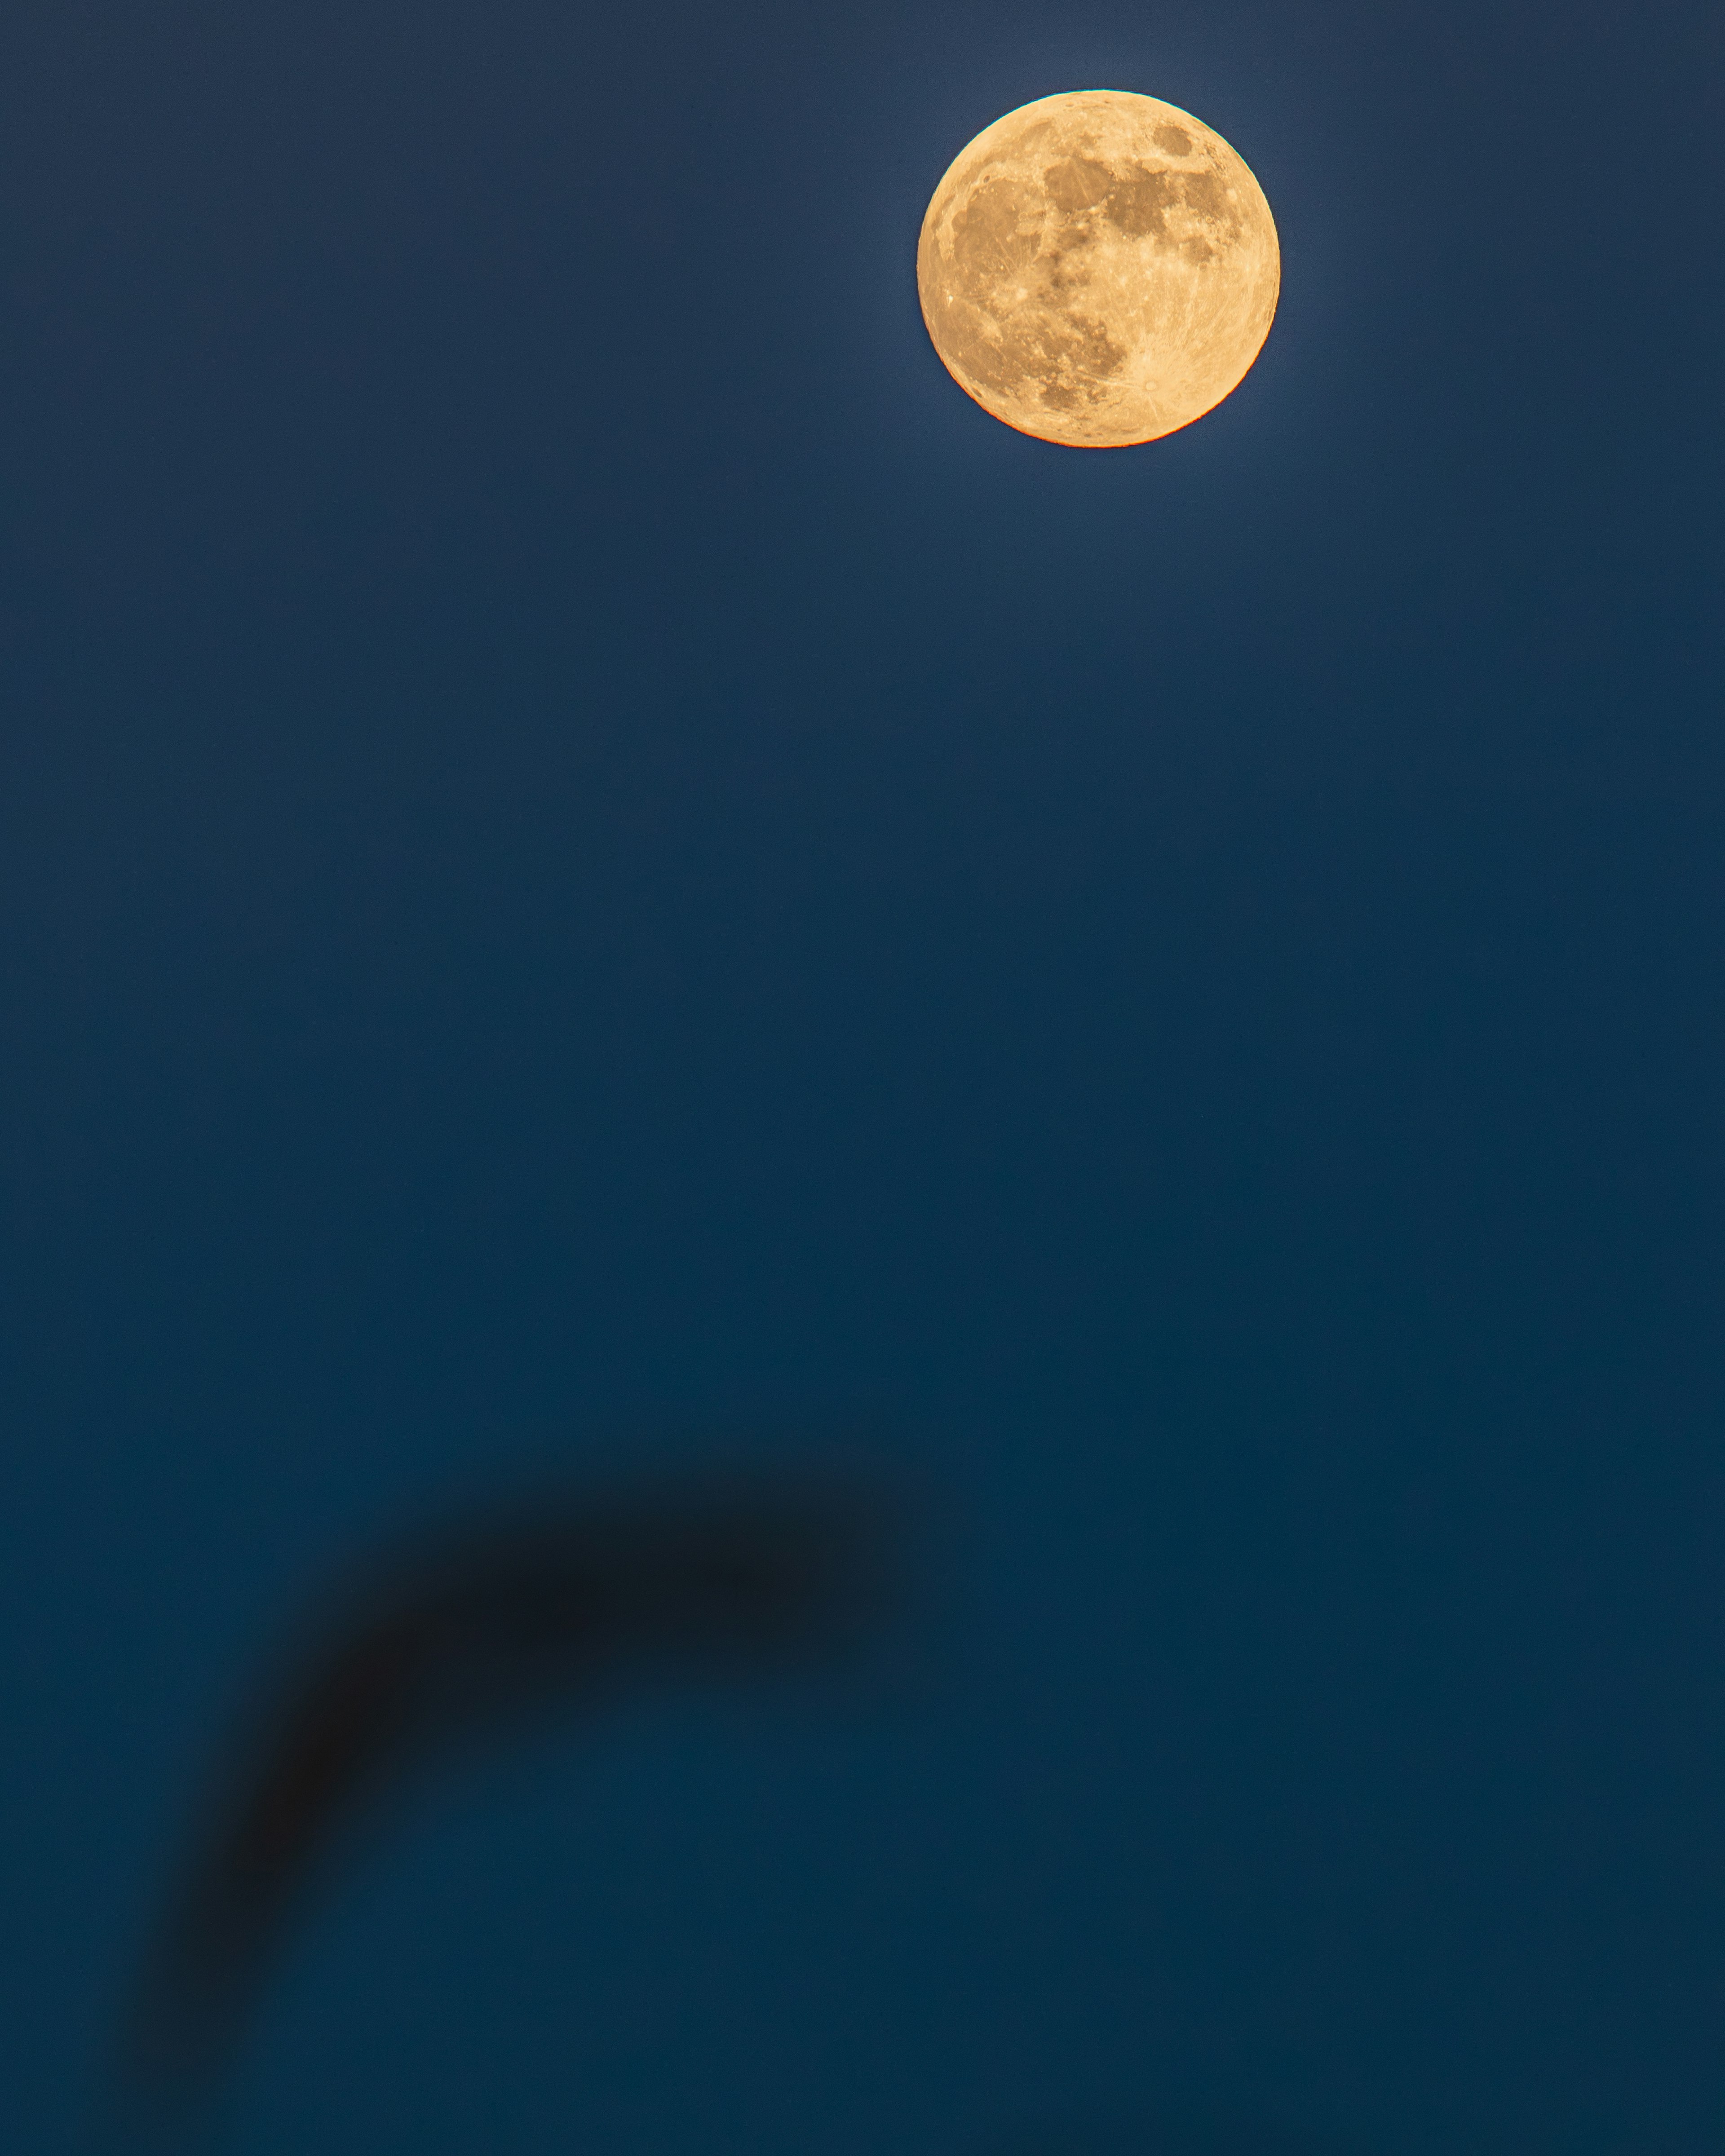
[917,90,1280,447]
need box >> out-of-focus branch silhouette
[115,1465,904,2123]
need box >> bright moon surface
[917,89,1280,447]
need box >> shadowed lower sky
[0,0,1721,2151]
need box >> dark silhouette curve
[116,1467,901,2121]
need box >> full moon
[917,90,1280,447]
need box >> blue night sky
[0,0,1721,2152]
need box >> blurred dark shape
[115,1465,903,2120]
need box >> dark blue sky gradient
[1,0,1721,2150]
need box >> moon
[917,90,1280,447]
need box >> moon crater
[918,91,1280,446]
